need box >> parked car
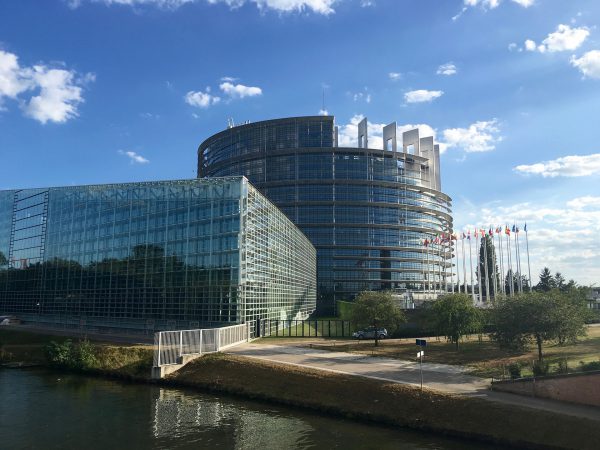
[352,327,388,340]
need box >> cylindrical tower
[198,116,453,314]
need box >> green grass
[0,328,153,379]
[306,325,600,378]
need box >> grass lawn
[304,325,600,378]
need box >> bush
[45,340,74,367]
[532,360,549,377]
[557,358,569,374]
[44,339,98,370]
[579,360,600,372]
[508,363,521,379]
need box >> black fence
[258,319,353,338]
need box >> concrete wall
[492,371,600,407]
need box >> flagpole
[468,232,475,303]
[506,225,514,296]
[496,227,505,296]
[454,236,459,294]
[516,227,523,293]
[476,230,483,304]
[482,232,490,303]
[513,225,522,294]
[525,223,532,292]
[490,227,499,302]
[462,235,467,294]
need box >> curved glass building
[198,116,453,314]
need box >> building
[198,116,453,314]
[0,177,316,333]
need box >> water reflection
[0,369,498,450]
[153,388,314,449]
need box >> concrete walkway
[227,342,600,422]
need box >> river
[0,369,497,449]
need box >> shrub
[508,363,521,379]
[532,360,549,377]
[45,340,74,367]
[557,358,569,374]
[44,339,98,370]
[579,360,600,372]
[72,339,98,369]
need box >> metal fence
[153,322,253,367]
[258,319,353,338]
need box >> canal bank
[2,329,598,449]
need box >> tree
[0,251,6,268]
[350,291,406,346]
[491,291,588,362]
[554,272,566,292]
[431,293,482,349]
[505,269,530,294]
[477,235,500,301]
[535,267,555,292]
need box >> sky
[0,0,599,285]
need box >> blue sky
[1,0,599,285]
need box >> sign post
[415,339,427,391]
[417,350,424,391]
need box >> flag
[516,226,520,233]
[524,223,528,232]
[467,230,471,240]
[424,239,429,247]
[496,226,501,234]
[488,228,493,236]
[505,226,510,235]
[512,224,516,233]
[462,232,466,239]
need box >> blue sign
[415,339,427,347]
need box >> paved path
[227,342,600,421]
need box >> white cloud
[118,149,150,164]
[511,0,533,6]
[22,67,92,124]
[219,81,262,98]
[336,115,502,156]
[184,88,220,108]
[442,119,501,153]
[514,153,600,177]
[566,196,600,210]
[455,0,532,20]
[454,195,600,285]
[388,72,402,81]
[337,115,438,151]
[0,50,31,101]
[526,24,590,53]
[464,0,532,8]
[508,42,520,52]
[436,63,457,76]
[524,39,536,51]
[404,89,444,104]
[0,49,93,124]
[571,50,600,79]
[71,0,338,14]
[351,89,371,103]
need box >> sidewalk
[228,342,600,422]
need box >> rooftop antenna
[227,117,235,128]
[322,88,326,115]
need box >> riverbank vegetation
[0,329,152,379]
[168,353,600,450]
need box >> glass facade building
[198,116,453,314]
[0,177,316,332]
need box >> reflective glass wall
[0,178,316,332]
[199,117,453,314]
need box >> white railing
[153,322,253,367]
